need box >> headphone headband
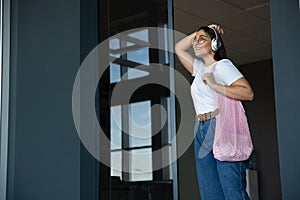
[207,26,221,51]
[208,27,219,42]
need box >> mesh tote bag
[212,65,253,161]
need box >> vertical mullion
[0,0,10,199]
[120,39,130,182]
[98,0,110,199]
[167,0,178,198]
[121,104,130,181]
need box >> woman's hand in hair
[208,24,224,35]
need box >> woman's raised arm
[175,32,197,74]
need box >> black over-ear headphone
[208,27,222,51]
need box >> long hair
[197,26,228,61]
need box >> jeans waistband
[197,108,219,122]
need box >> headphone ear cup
[211,38,222,51]
[211,38,218,51]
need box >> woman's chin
[195,53,203,58]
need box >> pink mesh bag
[212,65,253,161]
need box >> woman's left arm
[202,74,254,101]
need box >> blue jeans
[194,118,250,200]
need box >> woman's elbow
[175,43,180,53]
[247,90,254,101]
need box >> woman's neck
[202,56,217,67]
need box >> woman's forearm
[175,32,197,73]
[211,81,254,101]
[202,73,254,101]
[175,32,196,51]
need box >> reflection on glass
[127,29,149,79]
[164,145,173,180]
[127,68,149,80]
[109,29,150,83]
[109,38,121,83]
[109,28,155,182]
[111,151,122,179]
[111,105,122,150]
[109,38,121,51]
[129,148,153,181]
[110,63,121,83]
[128,29,149,42]
[129,101,152,147]
[127,46,149,80]
[127,47,149,65]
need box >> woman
[175,24,254,200]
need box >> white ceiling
[173,0,272,65]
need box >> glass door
[98,0,178,199]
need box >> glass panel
[127,29,149,80]
[127,29,149,65]
[111,151,122,179]
[129,101,152,148]
[165,145,173,180]
[127,68,149,80]
[109,38,121,51]
[111,105,122,150]
[167,97,173,144]
[126,41,135,47]
[110,63,121,83]
[128,29,149,42]
[110,29,150,82]
[105,0,177,198]
[127,48,149,65]
[129,148,153,181]
[109,38,121,83]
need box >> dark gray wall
[8,0,81,199]
[270,0,300,199]
[178,143,199,200]
[240,59,282,200]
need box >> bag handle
[211,63,217,73]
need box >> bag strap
[211,62,217,73]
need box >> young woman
[175,24,254,200]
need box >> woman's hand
[175,24,224,74]
[202,73,217,87]
[208,24,224,35]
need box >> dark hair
[197,26,228,61]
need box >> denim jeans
[194,118,250,200]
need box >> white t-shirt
[191,58,243,115]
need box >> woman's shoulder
[215,59,237,70]
[217,58,234,66]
